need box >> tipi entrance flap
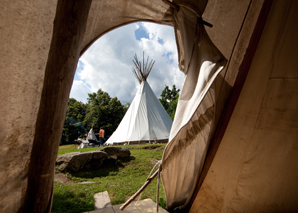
[191,0,298,211]
[161,5,227,209]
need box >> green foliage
[159,85,180,120]
[53,144,167,213]
[123,102,130,113]
[61,98,87,144]
[83,89,127,138]
[66,98,87,121]
[61,89,128,145]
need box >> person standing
[99,127,105,146]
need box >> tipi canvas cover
[106,81,172,145]
[87,128,97,141]
[78,128,98,149]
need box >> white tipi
[105,53,173,145]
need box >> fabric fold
[161,5,227,209]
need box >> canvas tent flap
[190,0,298,211]
[105,81,172,145]
[161,5,227,209]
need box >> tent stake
[120,169,159,211]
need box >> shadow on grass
[119,155,136,163]
[52,191,94,213]
[70,156,136,179]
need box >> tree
[66,98,87,121]
[83,89,127,138]
[61,98,87,144]
[123,102,130,113]
[159,85,180,120]
[61,90,128,144]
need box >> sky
[69,22,184,104]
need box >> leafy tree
[159,85,180,120]
[61,98,87,144]
[83,89,127,138]
[61,90,128,144]
[66,98,87,121]
[123,103,130,113]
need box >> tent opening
[67,22,183,142]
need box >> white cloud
[69,80,92,103]
[70,22,184,104]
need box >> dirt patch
[54,173,73,184]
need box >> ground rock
[56,150,108,172]
[103,147,131,158]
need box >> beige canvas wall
[1,0,292,212]
[0,1,57,212]
[190,0,298,212]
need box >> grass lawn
[52,144,167,213]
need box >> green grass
[52,144,166,213]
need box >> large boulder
[56,150,108,172]
[103,147,131,158]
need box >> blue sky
[69,22,183,104]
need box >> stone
[103,147,131,158]
[56,150,108,172]
[94,191,112,209]
[113,199,168,213]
